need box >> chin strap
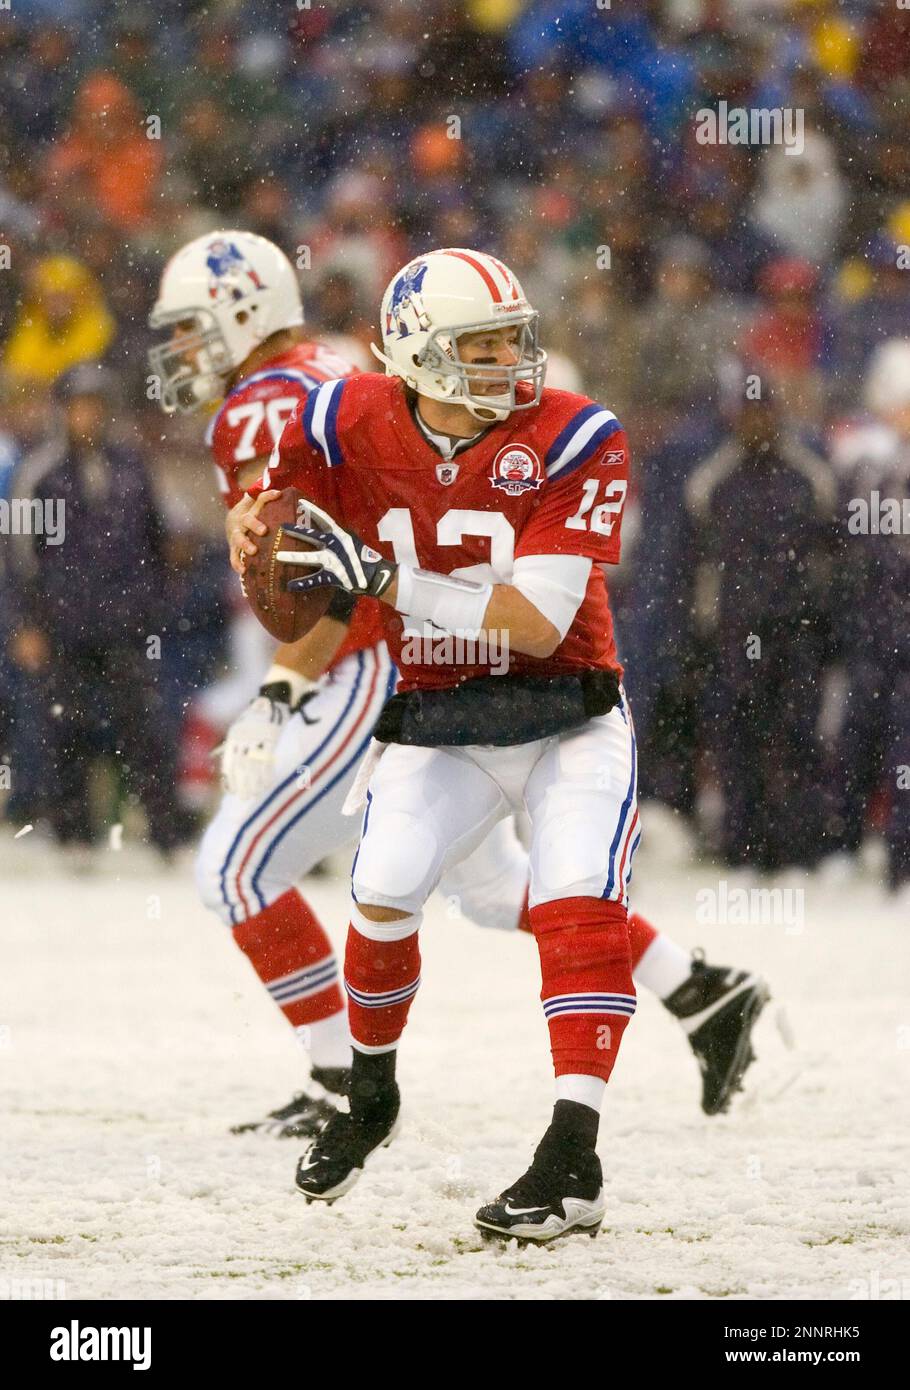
[466,398,511,422]
[369,341,412,380]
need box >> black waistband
[373,667,622,747]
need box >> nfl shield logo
[436,462,459,486]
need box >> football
[240,489,333,643]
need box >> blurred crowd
[0,0,908,890]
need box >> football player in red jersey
[150,231,620,1140]
[150,231,392,1136]
[229,249,769,1241]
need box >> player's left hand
[222,694,291,800]
[277,501,397,599]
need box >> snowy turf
[2,809,908,1301]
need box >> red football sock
[628,910,659,970]
[530,896,636,1083]
[233,888,344,1029]
[344,922,421,1050]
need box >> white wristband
[263,663,320,706]
[394,565,492,636]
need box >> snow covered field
[2,809,908,1302]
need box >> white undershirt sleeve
[511,554,592,640]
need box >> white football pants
[351,689,640,915]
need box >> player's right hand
[227,489,281,575]
[278,500,397,599]
[221,694,290,800]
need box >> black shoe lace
[501,1139,570,1208]
[309,1110,354,1160]
[501,1163,556,1209]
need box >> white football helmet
[371,248,547,422]
[148,230,304,414]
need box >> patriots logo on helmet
[386,261,429,339]
[490,445,543,495]
[205,238,266,303]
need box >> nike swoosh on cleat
[502,1203,550,1217]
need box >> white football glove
[277,499,397,598]
[221,695,291,801]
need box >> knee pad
[531,798,613,905]
[352,810,440,915]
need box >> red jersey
[207,341,359,507]
[207,341,384,665]
[259,374,630,691]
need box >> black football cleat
[475,1126,605,1244]
[664,952,770,1115]
[295,1085,400,1203]
[230,1067,350,1139]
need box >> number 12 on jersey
[565,477,627,535]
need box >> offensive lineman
[149,232,388,1134]
[228,248,769,1241]
[152,232,768,1152]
